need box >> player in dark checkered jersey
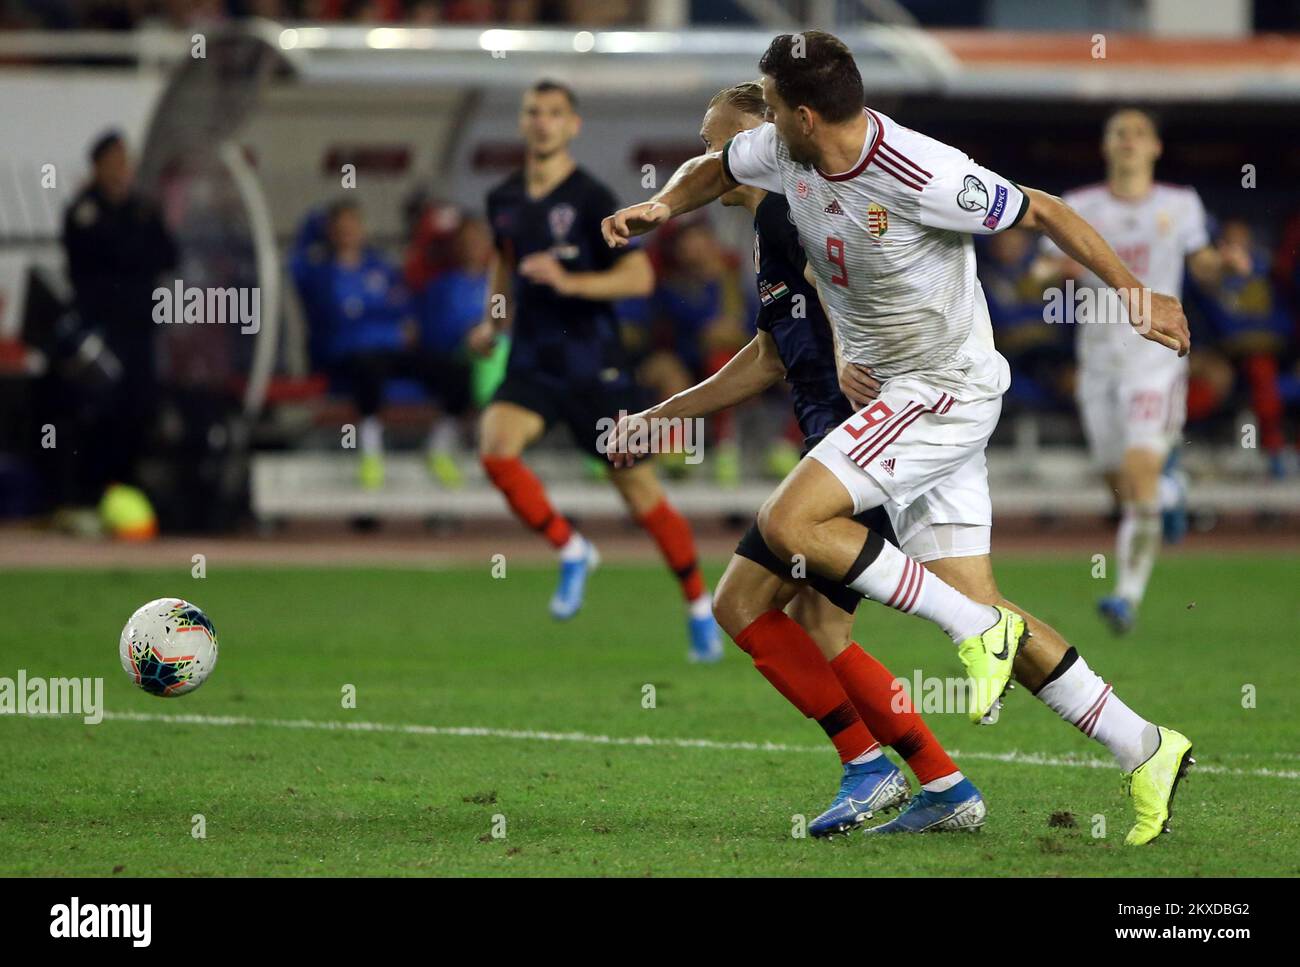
[469,80,721,661]
[604,33,1194,843]
[608,83,977,837]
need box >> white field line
[99,710,1300,781]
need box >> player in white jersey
[603,32,1194,844]
[1041,108,1249,634]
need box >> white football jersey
[723,110,1027,399]
[1045,182,1209,371]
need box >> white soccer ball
[119,598,219,697]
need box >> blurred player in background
[61,130,178,532]
[469,80,720,661]
[611,82,980,835]
[605,32,1195,843]
[1042,108,1250,635]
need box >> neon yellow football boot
[955,605,1027,724]
[358,452,385,491]
[714,442,740,489]
[1124,726,1194,845]
[763,440,801,480]
[426,450,464,490]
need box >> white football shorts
[808,374,1001,561]
[1076,359,1187,471]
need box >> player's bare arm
[518,248,654,300]
[803,261,880,406]
[1187,242,1252,287]
[1018,186,1190,356]
[601,152,736,248]
[606,331,786,468]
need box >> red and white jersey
[723,109,1027,399]
[1045,182,1208,372]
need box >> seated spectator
[1189,218,1296,476]
[980,229,1073,408]
[403,196,463,293]
[420,216,490,352]
[419,215,507,409]
[289,200,472,490]
[645,219,754,485]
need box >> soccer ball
[119,598,219,697]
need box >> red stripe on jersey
[879,141,933,180]
[847,402,922,464]
[817,109,883,183]
[872,154,926,192]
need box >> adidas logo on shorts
[879,458,896,476]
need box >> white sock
[845,535,997,643]
[559,533,588,562]
[688,591,713,620]
[1034,650,1160,772]
[427,419,458,454]
[1116,501,1161,605]
[359,416,383,456]
[921,771,964,794]
[847,745,883,766]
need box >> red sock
[636,498,705,602]
[1185,375,1223,422]
[1243,354,1284,452]
[736,611,878,764]
[481,455,572,549]
[830,643,958,784]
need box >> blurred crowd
[4,0,647,29]
[291,193,1300,488]
[289,197,809,489]
[7,130,1300,540]
[980,218,1300,478]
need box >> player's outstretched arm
[605,332,785,468]
[1019,186,1190,356]
[1187,242,1253,288]
[601,152,735,248]
[519,248,655,301]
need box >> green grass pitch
[2,553,1297,877]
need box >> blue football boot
[687,613,724,664]
[550,540,599,620]
[863,777,986,834]
[1097,594,1136,636]
[809,757,910,838]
